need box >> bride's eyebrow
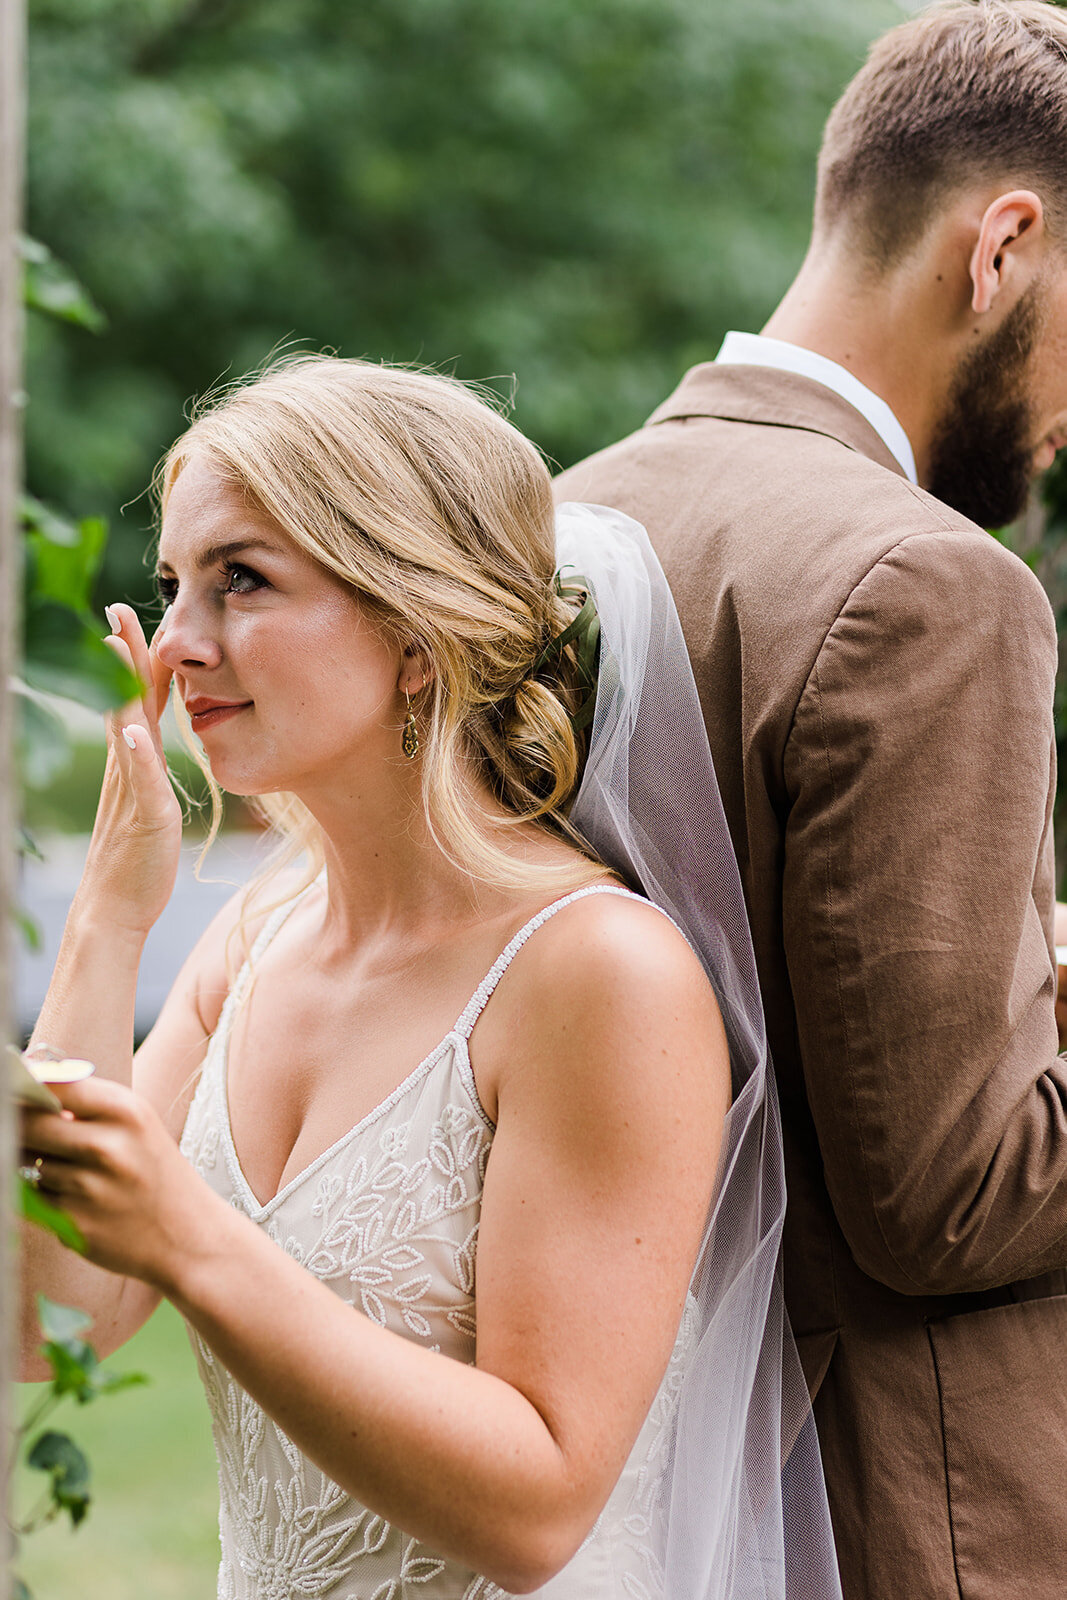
[155,537,282,578]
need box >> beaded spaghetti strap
[454,882,663,1041]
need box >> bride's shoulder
[477,882,730,1128]
[508,884,722,1044]
[538,881,694,958]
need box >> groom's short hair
[815,0,1067,266]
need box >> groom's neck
[759,230,959,489]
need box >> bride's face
[154,452,408,798]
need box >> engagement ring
[18,1158,44,1188]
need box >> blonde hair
[158,357,610,902]
[816,0,1067,265]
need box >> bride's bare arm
[19,893,238,1374]
[20,600,227,1371]
[20,895,729,1591]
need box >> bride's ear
[398,641,435,696]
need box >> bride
[19,358,837,1599]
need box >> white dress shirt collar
[715,330,918,484]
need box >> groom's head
[810,0,1067,526]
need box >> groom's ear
[968,190,1044,316]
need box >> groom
[556,3,1067,1596]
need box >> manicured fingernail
[104,605,121,634]
[156,605,171,635]
[121,726,138,750]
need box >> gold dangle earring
[402,688,420,760]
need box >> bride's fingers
[101,672,176,816]
[110,720,175,808]
[103,625,169,762]
[148,607,174,714]
[104,604,158,719]
[103,645,150,756]
[102,625,135,667]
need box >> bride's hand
[78,604,183,936]
[20,1076,216,1288]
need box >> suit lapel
[647,361,908,479]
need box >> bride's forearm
[167,1204,586,1593]
[30,905,145,1082]
[20,912,150,1376]
[20,915,154,1376]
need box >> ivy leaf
[13,906,43,952]
[19,493,140,715]
[19,236,106,334]
[89,1367,150,1398]
[19,493,81,550]
[18,1178,87,1253]
[37,1298,149,1402]
[22,598,141,711]
[22,496,108,611]
[37,1296,93,1345]
[40,1341,146,1402]
[41,1337,98,1400]
[26,1430,91,1527]
[18,824,45,861]
[17,691,74,789]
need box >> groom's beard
[926,286,1042,530]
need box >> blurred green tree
[26,0,903,608]
[18,236,138,790]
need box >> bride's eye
[223,561,267,596]
[155,574,178,604]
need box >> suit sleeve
[783,527,1067,1296]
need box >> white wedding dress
[180,881,697,1600]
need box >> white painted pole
[0,0,25,1592]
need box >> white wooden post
[0,0,26,1593]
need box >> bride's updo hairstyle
[158,355,608,895]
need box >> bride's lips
[185,696,253,731]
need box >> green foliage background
[16,0,1067,1589]
[27,0,907,612]
[27,0,1067,847]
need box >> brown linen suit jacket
[555,362,1067,1600]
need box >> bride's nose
[152,600,224,672]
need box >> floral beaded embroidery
[178,883,686,1600]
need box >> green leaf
[42,1339,149,1404]
[20,236,106,333]
[26,1430,91,1527]
[17,692,75,789]
[18,1177,87,1253]
[41,1337,98,1401]
[90,1367,150,1396]
[37,1295,93,1345]
[13,1575,32,1600]
[18,824,45,861]
[22,498,109,611]
[22,599,141,712]
[13,906,43,952]
[36,1298,149,1402]
[19,493,81,549]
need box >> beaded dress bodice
[180,885,696,1599]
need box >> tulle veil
[558,502,842,1600]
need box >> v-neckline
[208,880,633,1219]
[209,887,468,1218]
[217,1019,475,1220]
